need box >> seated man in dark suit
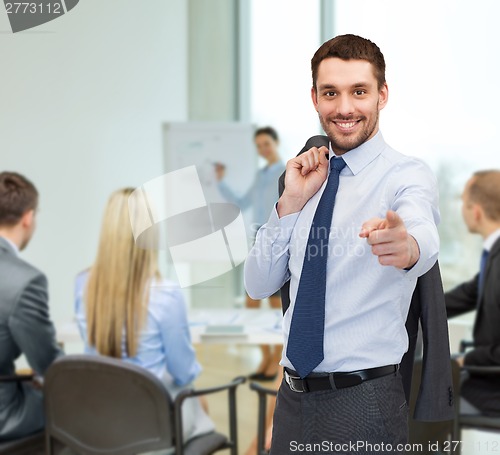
[0,171,62,440]
[445,170,500,416]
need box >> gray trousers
[270,371,408,454]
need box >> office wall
[188,0,237,121]
[0,0,189,324]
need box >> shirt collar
[484,228,500,252]
[0,235,20,256]
[329,130,385,176]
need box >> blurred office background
[2,0,496,321]
[1,1,498,450]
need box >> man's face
[461,179,478,234]
[255,133,278,161]
[311,57,388,155]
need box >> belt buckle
[285,370,306,393]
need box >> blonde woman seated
[74,188,214,447]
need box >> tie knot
[330,157,347,172]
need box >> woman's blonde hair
[86,187,159,358]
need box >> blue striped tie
[286,157,346,378]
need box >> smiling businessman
[245,34,442,453]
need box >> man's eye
[325,91,336,97]
[354,90,366,96]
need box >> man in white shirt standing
[245,34,440,452]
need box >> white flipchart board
[162,122,256,308]
[163,122,256,202]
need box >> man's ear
[21,209,35,228]
[473,204,483,223]
[378,83,389,111]
[311,86,319,111]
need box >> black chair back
[0,432,45,455]
[44,355,174,455]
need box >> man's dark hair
[254,126,279,142]
[311,34,386,91]
[469,170,500,221]
[0,172,39,227]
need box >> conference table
[56,307,474,352]
[56,308,284,347]
[11,308,473,374]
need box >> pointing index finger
[385,210,403,229]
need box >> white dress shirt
[484,228,500,252]
[244,131,440,373]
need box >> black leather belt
[284,365,398,393]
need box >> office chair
[0,374,45,455]
[452,341,500,455]
[0,432,45,455]
[249,382,278,455]
[43,355,245,455]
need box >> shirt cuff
[405,224,439,279]
[262,203,300,243]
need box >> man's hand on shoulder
[359,210,420,269]
[277,146,329,217]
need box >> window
[250,0,321,163]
